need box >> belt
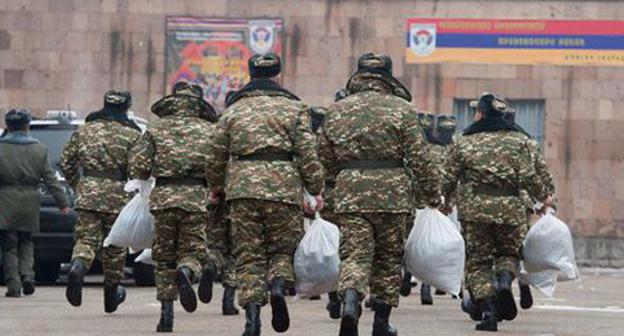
[156,177,207,187]
[472,184,519,197]
[234,152,294,162]
[338,159,404,170]
[83,170,126,181]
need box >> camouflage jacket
[129,96,215,213]
[206,90,324,205]
[318,76,441,214]
[442,130,550,226]
[60,119,141,213]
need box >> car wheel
[35,261,61,285]
[134,262,156,286]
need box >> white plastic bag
[294,213,340,298]
[104,178,156,251]
[135,248,156,266]
[521,210,580,296]
[404,207,465,295]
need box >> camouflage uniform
[319,71,440,308]
[442,129,549,301]
[206,82,324,309]
[129,87,217,301]
[60,104,141,286]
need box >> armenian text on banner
[406,18,624,66]
[165,17,283,112]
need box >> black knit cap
[103,90,132,111]
[5,109,32,130]
[357,52,393,77]
[248,53,281,79]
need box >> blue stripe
[419,34,624,50]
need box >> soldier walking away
[0,109,71,297]
[129,81,219,332]
[206,53,324,336]
[61,91,141,313]
[318,53,441,336]
[442,93,553,332]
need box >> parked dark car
[1,111,155,286]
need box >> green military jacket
[206,90,324,205]
[0,132,69,232]
[318,75,441,214]
[130,96,215,213]
[442,130,549,226]
[60,119,141,213]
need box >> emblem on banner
[410,24,436,56]
[249,20,276,54]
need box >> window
[452,99,545,146]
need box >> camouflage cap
[249,53,281,78]
[334,88,348,102]
[417,112,435,131]
[469,92,513,114]
[437,115,457,131]
[103,90,132,110]
[357,52,393,76]
[5,108,32,129]
[151,81,217,122]
[173,81,204,99]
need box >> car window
[30,125,78,170]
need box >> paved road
[1,269,622,336]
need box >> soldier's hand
[60,207,71,216]
[313,195,324,212]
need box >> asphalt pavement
[0,268,622,336]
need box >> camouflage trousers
[229,199,303,308]
[153,209,207,301]
[72,210,126,286]
[0,231,34,291]
[337,212,407,307]
[464,221,525,301]
[205,213,237,288]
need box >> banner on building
[165,17,283,112]
[406,18,624,66]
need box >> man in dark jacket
[0,109,70,297]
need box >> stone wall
[1,0,623,266]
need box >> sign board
[165,17,283,112]
[406,18,624,66]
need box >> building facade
[1,0,622,266]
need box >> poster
[406,18,624,66]
[166,17,284,112]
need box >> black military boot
[372,302,398,336]
[326,291,341,320]
[269,277,290,333]
[242,303,261,336]
[495,271,517,321]
[104,284,127,313]
[222,284,240,315]
[475,297,498,332]
[198,262,216,304]
[420,284,433,305]
[399,271,414,297]
[176,267,197,313]
[156,300,174,332]
[22,276,35,296]
[461,295,483,321]
[339,289,361,336]
[5,288,21,297]
[519,283,533,310]
[66,259,88,307]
